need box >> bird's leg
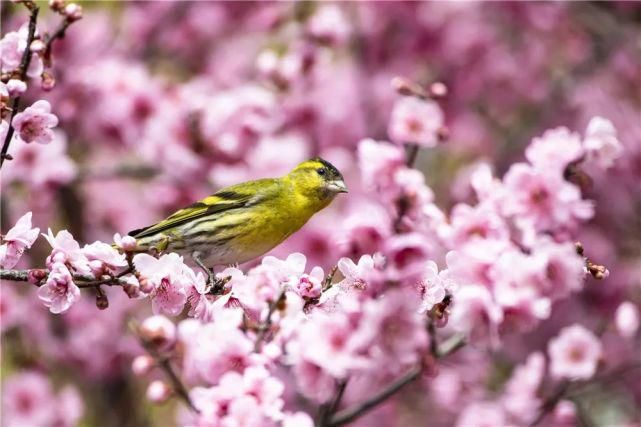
[192,252,230,295]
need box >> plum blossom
[133,253,196,316]
[357,138,405,191]
[337,254,380,291]
[456,401,506,427]
[37,262,80,314]
[449,284,503,346]
[582,116,622,169]
[43,229,92,275]
[525,127,583,176]
[81,241,128,275]
[6,78,27,96]
[306,5,351,46]
[0,211,40,269]
[501,163,593,232]
[501,352,545,423]
[2,372,56,427]
[418,260,457,313]
[548,324,602,380]
[3,130,77,188]
[11,100,59,144]
[113,232,137,251]
[388,97,444,147]
[0,23,44,77]
[189,366,285,426]
[290,266,324,299]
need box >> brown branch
[0,4,39,168]
[43,18,72,66]
[131,322,199,414]
[0,268,133,288]
[527,381,571,427]
[253,289,286,352]
[318,379,349,427]
[328,365,421,427]
[327,333,466,426]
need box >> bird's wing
[129,179,279,238]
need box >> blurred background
[1,2,640,426]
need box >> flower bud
[6,79,27,96]
[138,277,154,294]
[132,355,155,376]
[429,82,448,98]
[63,3,83,21]
[146,380,172,404]
[139,315,176,350]
[95,289,109,310]
[29,40,45,53]
[49,0,65,12]
[28,269,48,285]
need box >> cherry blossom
[11,100,59,145]
[548,324,602,380]
[0,211,40,269]
[388,97,444,147]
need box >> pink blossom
[0,285,23,333]
[339,204,391,257]
[43,229,91,275]
[449,284,503,346]
[146,380,171,404]
[337,254,380,291]
[501,163,593,232]
[530,239,585,299]
[113,232,137,251]
[37,262,81,314]
[357,138,405,191]
[553,400,577,425]
[282,412,314,427]
[133,253,193,316]
[54,386,84,427]
[0,24,44,77]
[306,5,351,45]
[456,401,506,427]
[1,371,56,427]
[443,203,509,248]
[418,261,457,313]
[525,127,583,176]
[12,100,59,145]
[0,211,40,269]
[384,232,434,281]
[3,130,77,188]
[583,116,622,169]
[139,315,177,350]
[291,266,324,299]
[81,241,128,275]
[292,360,336,403]
[548,324,602,380]
[354,289,428,367]
[388,97,444,147]
[615,302,639,338]
[6,78,27,96]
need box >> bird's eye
[317,168,326,176]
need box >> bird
[127,158,347,290]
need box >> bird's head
[286,158,348,206]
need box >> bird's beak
[327,179,348,193]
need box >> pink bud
[429,82,448,98]
[138,277,154,294]
[49,0,65,11]
[28,269,48,285]
[30,40,45,53]
[615,302,640,338]
[6,79,27,97]
[63,3,83,21]
[146,380,172,404]
[139,315,176,350]
[553,400,576,424]
[132,355,155,376]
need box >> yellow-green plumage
[129,158,347,267]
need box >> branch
[131,322,199,414]
[328,365,421,427]
[43,17,72,66]
[0,4,40,168]
[327,333,466,426]
[0,268,133,288]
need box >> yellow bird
[128,158,347,287]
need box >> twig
[318,379,349,427]
[131,322,199,413]
[43,18,72,66]
[328,365,422,427]
[0,4,39,168]
[405,144,419,167]
[0,268,133,288]
[253,289,286,352]
[327,332,466,427]
[528,381,571,427]
[322,265,338,291]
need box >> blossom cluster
[1,2,640,427]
